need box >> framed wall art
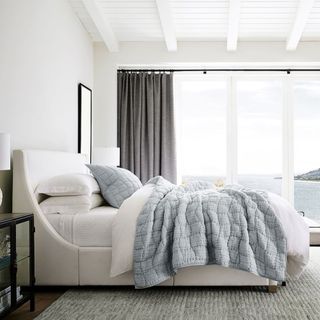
[78,83,92,162]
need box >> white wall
[0,0,93,212]
[93,41,320,148]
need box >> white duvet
[111,185,309,278]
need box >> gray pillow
[86,165,142,208]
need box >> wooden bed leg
[267,285,278,293]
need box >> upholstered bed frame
[12,149,277,291]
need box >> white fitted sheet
[45,206,117,247]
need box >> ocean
[183,175,320,223]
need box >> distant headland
[273,168,320,181]
[295,168,320,181]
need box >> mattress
[45,206,117,247]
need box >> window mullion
[282,75,294,204]
[226,76,238,185]
[174,76,182,184]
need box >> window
[294,80,320,223]
[175,77,227,186]
[175,72,320,224]
[237,80,283,195]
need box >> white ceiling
[69,0,320,52]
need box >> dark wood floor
[4,288,66,320]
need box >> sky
[176,78,320,178]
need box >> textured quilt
[133,176,287,289]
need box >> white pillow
[40,194,105,215]
[36,174,100,196]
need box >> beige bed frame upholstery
[12,149,277,290]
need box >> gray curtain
[117,71,177,184]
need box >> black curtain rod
[118,68,320,73]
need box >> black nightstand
[0,213,35,318]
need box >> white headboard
[13,150,89,213]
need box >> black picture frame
[78,83,92,163]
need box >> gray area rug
[36,248,320,320]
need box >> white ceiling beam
[227,0,241,51]
[286,0,315,51]
[155,0,177,51]
[81,0,119,52]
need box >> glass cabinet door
[0,226,12,313]
[16,221,30,264]
[16,220,31,301]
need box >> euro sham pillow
[86,165,142,208]
[36,174,100,196]
[40,194,105,215]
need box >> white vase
[0,188,2,207]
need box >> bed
[12,149,309,291]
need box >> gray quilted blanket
[133,176,287,289]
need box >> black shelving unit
[0,213,34,318]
